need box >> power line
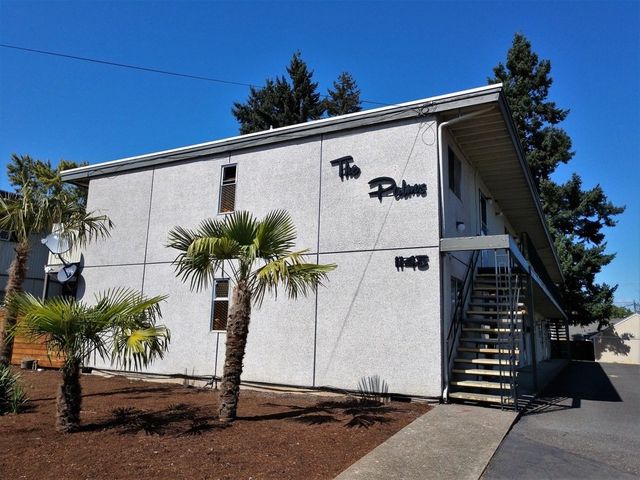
[0,43,391,107]
[0,43,258,89]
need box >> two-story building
[61,84,568,406]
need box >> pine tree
[287,51,324,124]
[490,33,625,326]
[232,52,323,134]
[326,72,362,116]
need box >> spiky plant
[9,289,170,432]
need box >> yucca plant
[0,364,27,414]
[168,210,336,422]
[9,288,170,432]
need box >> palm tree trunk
[0,240,31,366]
[57,358,82,432]
[218,280,252,422]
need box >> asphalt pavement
[483,361,640,479]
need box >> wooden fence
[1,311,65,369]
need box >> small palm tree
[168,210,335,422]
[0,154,113,366]
[9,289,170,432]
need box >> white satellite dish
[57,264,78,284]
[41,232,72,255]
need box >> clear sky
[1,0,638,306]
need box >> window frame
[210,278,230,332]
[479,191,488,235]
[218,163,237,214]
[448,147,462,199]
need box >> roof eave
[61,84,503,186]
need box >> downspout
[438,106,495,402]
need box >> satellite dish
[41,232,71,255]
[57,264,78,284]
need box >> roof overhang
[61,84,502,186]
[440,97,564,285]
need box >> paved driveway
[483,361,640,479]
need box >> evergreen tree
[490,33,624,326]
[232,52,323,134]
[287,51,324,124]
[326,72,362,116]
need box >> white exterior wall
[79,117,443,397]
[594,314,640,365]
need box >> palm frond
[220,211,258,246]
[7,289,170,370]
[253,209,296,258]
[167,225,223,291]
[253,251,336,306]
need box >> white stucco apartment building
[61,84,568,406]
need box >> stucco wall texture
[79,117,443,397]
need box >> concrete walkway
[336,403,517,480]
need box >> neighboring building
[0,190,68,367]
[61,84,568,406]
[592,313,640,365]
[0,191,51,301]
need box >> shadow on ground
[522,361,622,415]
[239,399,397,429]
[78,398,397,436]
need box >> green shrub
[0,365,27,414]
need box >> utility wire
[0,42,392,107]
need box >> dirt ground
[0,369,430,480]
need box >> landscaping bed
[0,370,430,479]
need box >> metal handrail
[445,249,481,392]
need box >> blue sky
[1,0,638,306]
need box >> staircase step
[454,358,518,365]
[449,391,513,405]
[471,295,518,301]
[462,327,521,334]
[473,286,513,291]
[469,302,525,308]
[459,337,519,344]
[451,380,511,390]
[452,368,513,377]
[458,347,520,354]
[467,310,526,316]
[463,317,522,325]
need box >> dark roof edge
[61,84,503,185]
[496,94,565,285]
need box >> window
[219,164,237,213]
[451,277,463,317]
[448,147,461,198]
[479,192,488,235]
[211,279,230,331]
[0,230,11,241]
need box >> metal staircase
[448,257,525,408]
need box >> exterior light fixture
[456,221,466,233]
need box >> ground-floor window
[211,279,230,331]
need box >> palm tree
[167,210,335,422]
[9,288,170,432]
[0,154,113,366]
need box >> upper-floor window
[219,164,237,213]
[479,192,488,235]
[448,147,461,199]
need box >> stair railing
[444,249,480,402]
[508,266,522,409]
